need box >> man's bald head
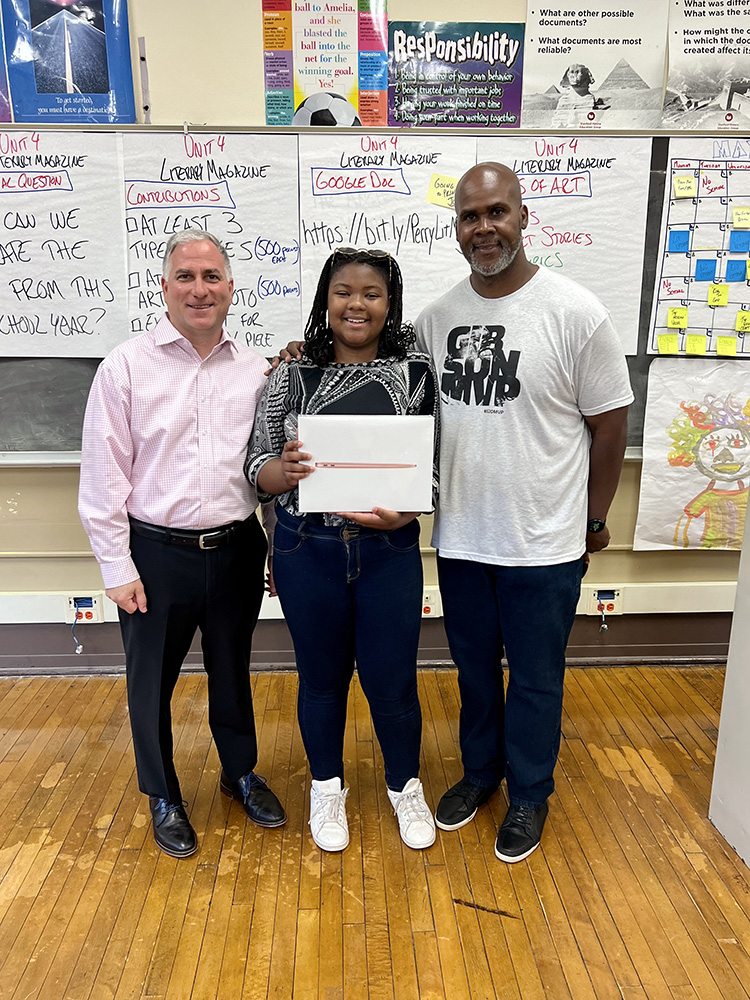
[454,162,523,215]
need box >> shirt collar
[153,314,239,356]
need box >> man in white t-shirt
[415,162,633,862]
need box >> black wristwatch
[587,518,607,533]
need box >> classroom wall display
[123,132,302,357]
[0,0,135,124]
[0,129,128,359]
[634,357,750,550]
[649,137,750,356]
[521,1,668,131]
[663,0,750,131]
[297,132,476,321]
[388,21,524,128]
[477,135,650,354]
[0,39,10,122]
[262,0,388,127]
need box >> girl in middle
[246,248,440,852]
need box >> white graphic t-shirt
[415,268,634,567]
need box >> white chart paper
[477,135,651,354]
[124,132,302,356]
[648,136,750,356]
[0,129,128,358]
[298,133,477,322]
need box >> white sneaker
[309,777,349,852]
[387,778,436,850]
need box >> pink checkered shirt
[79,316,268,589]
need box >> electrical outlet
[65,595,103,624]
[590,588,623,616]
[422,587,443,618]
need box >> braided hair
[302,249,415,366]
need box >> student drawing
[668,393,750,549]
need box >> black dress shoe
[494,800,549,863]
[148,796,198,858]
[220,770,287,828]
[435,777,498,831]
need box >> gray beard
[468,238,521,277]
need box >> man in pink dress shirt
[79,230,286,858]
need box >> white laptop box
[297,414,434,514]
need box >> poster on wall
[521,1,667,130]
[648,137,750,357]
[662,0,750,131]
[0,130,128,358]
[298,132,477,320]
[0,0,135,123]
[263,0,387,127]
[123,132,302,357]
[477,135,650,354]
[388,21,524,128]
[0,38,10,122]
[634,358,750,551]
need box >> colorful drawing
[667,393,750,549]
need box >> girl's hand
[280,439,313,489]
[337,508,418,531]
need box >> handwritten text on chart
[517,172,592,199]
[0,171,73,193]
[302,212,456,255]
[125,180,236,210]
[310,168,411,196]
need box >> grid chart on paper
[649,156,750,356]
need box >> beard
[468,230,522,277]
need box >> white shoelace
[310,787,348,828]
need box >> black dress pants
[119,514,267,803]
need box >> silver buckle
[198,530,224,549]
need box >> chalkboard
[0,135,670,453]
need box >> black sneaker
[435,778,498,831]
[494,801,548,863]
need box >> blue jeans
[272,505,424,791]
[437,555,584,808]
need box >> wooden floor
[0,666,748,1000]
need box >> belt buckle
[199,530,224,549]
[342,526,360,541]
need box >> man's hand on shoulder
[106,579,148,614]
[265,341,306,374]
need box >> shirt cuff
[99,555,140,591]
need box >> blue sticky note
[726,260,748,282]
[694,259,717,281]
[669,230,690,253]
[729,230,750,252]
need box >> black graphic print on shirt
[440,324,521,407]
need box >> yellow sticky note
[708,283,729,306]
[426,173,459,210]
[667,307,688,328]
[733,206,750,229]
[686,334,707,355]
[673,175,697,199]
[717,336,738,356]
[736,310,750,332]
[658,333,680,354]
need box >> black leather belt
[129,516,243,550]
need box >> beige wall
[0,0,741,605]
[0,461,740,598]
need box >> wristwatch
[587,518,607,533]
